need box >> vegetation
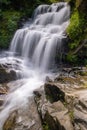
[66,0,87,65]
[0,0,57,49]
[43,122,50,130]
[0,0,87,66]
[0,10,21,48]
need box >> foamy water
[0,2,70,129]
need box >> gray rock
[34,85,74,130]
[45,101,74,130]
[3,98,42,130]
[0,65,16,83]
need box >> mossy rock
[3,111,17,130]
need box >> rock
[44,83,65,103]
[34,69,87,130]
[3,98,42,130]
[33,90,41,98]
[0,65,16,83]
[0,98,4,107]
[73,90,87,130]
[0,84,9,108]
[64,78,87,130]
[34,87,74,130]
[3,111,17,130]
[0,84,8,95]
[34,87,47,119]
[77,0,87,13]
[45,76,52,82]
[2,67,87,130]
[45,101,74,130]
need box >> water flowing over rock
[0,2,70,130]
[10,2,70,72]
[0,64,16,83]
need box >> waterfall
[10,2,70,71]
[0,2,70,129]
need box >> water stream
[0,2,70,129]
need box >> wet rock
[3,111,17,130]
[0,84,8,95]
[33,90,41,98]
[0,84,9,107]
[2,67,87,130]
[45,76,52,82]
[3,98,42,130]
[0,65,16,83]
[0,98,4,107]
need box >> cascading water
[0,2,70,129]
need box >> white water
[0,2,70,129]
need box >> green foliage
[0,0,62,49]
[0,0,10,5]
[0,11,21,48]
[67,54,78,64]
[0,9,3,19]
[67,10,80,40]
[67,10,86,50]
[66,4,87,65]
[50,0,60,3]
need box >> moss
[3,111,17,130]
[76,0,82,8]
[69,110,74,121]
[84,82,87,88]
[79,71,87,76]
[50,0,62,2]
[43,122,50,130]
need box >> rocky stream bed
[0,65,87,130]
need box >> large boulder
[44,101,74,130]
[34,84,74,130]
[3,98,42,130]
